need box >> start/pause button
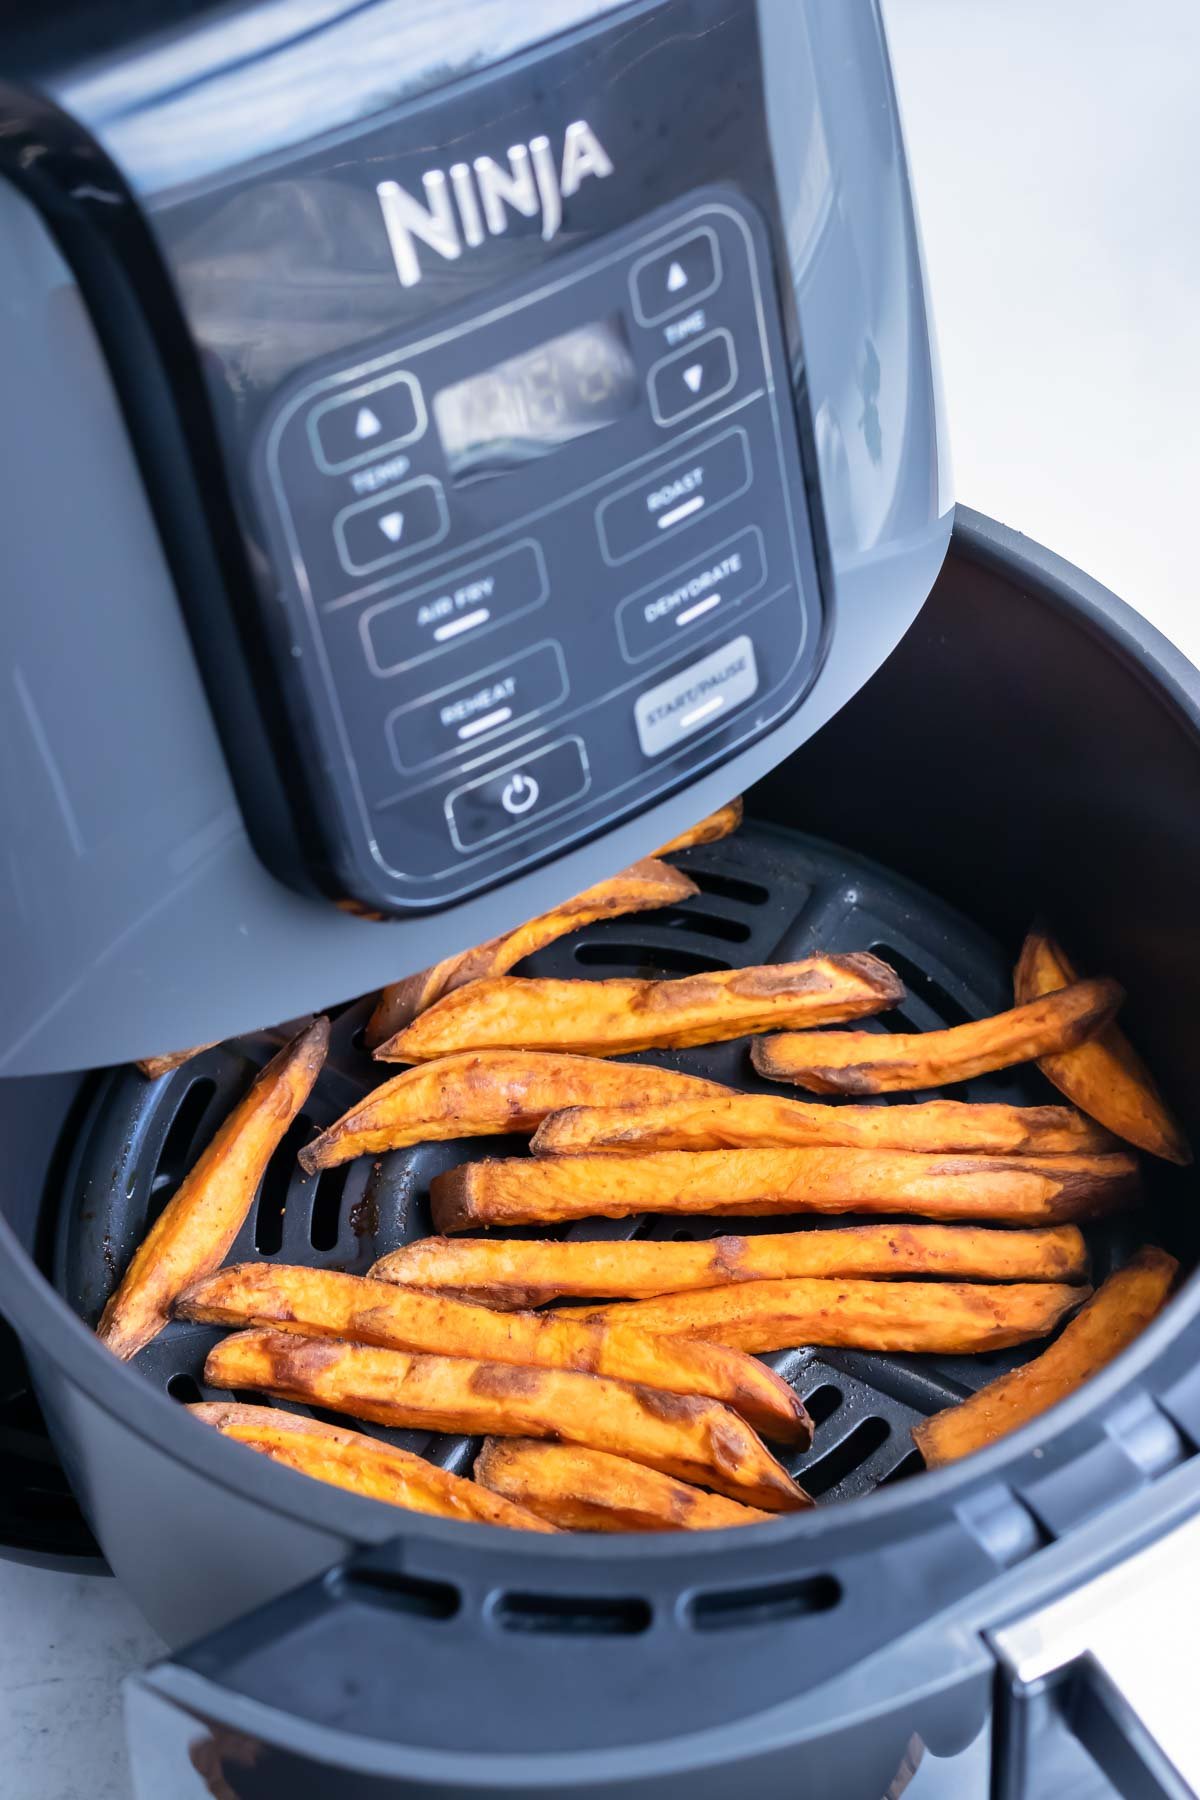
[634,635,759,757]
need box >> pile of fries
[103,801,1185,1531]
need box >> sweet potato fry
[177,1263,810,1443]
[203,1330,808,1510]
[751,976,1123,1094]
[364,859,698,1048]
[531,1094,1114,1157]
[189,1402,555,1530]
[652,799,743,856]
[914,1247,1178,1465]
[1014,928,1190,1164]
[376,954,904,1063]
[371,1223,1090,1307]
[136,1043,217,1079]
[299,1051,727,1173]
[473,1439,780,1531]
[558,1278,1088,1355]
[97,1018,329,1360]
[430,1146,1138,1232]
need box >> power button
[502,773,540,815]
[445,737,590,853]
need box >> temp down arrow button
[334,475,448,575]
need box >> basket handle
[990,1504,1200,1800]
[120,1524,988,1797]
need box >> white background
[3,3,1198,1793]
[893,0,1200,663]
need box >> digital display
[433,316,638,484]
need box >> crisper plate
[54,822,1141,1501]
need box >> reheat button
[386,642,567,773]
[596,428,752,565]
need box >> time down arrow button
[648,328,736,426]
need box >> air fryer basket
[4,515,1200,1798]
[54,821,1161,1503]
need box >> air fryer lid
[0,0,949,1074]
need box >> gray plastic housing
[0,0,949,1073]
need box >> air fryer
[1,4,1198,1800]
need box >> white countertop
[4,3,1198,1794]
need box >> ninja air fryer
[1,3,1198,1797]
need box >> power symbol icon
[501,773,540,816]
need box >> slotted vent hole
[335,1567,460,1621]
[573,943,730,974]
[493,1591,652,1636]
[802,1383,843,1428]
[878,1449,924,1486]
[687,868,769,906]
[152,1079,217,1194]
[254,1115,312,1255]
[687,1573,841,1631]
[870,945,974,1029]
[656,907,752,944]
[310,1163,352,1252]
[167,1372,203,1404]
[802,1417,891,1496]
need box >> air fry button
[361,541,549,677]
[446,736,591,854]
[596,428,751,564]
[634,635,759,757]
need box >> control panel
[256,187,823,909]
